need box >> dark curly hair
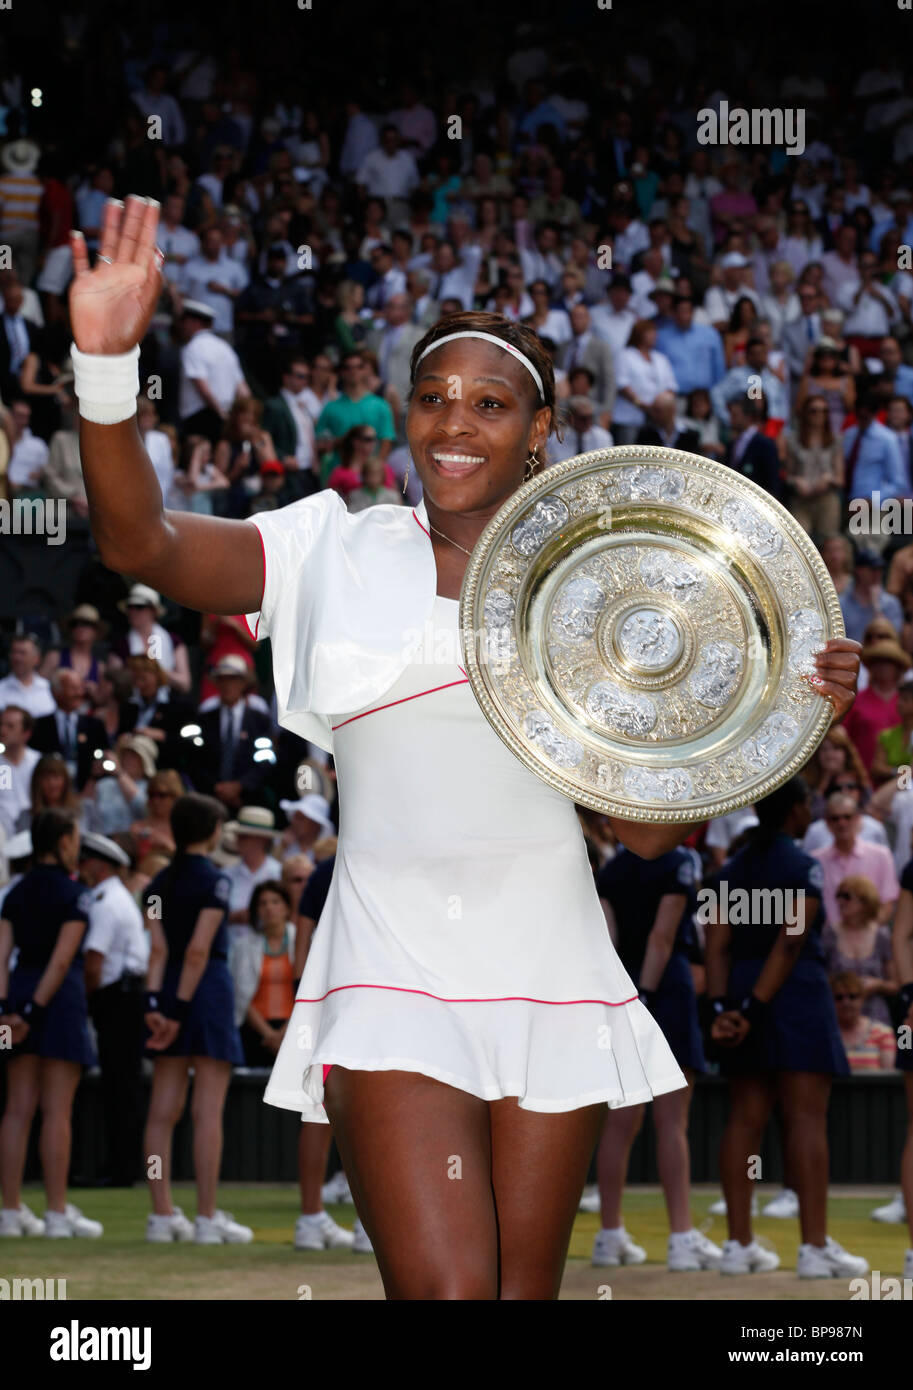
[408,310,559,473]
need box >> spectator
[838,250,897,352]
[130,768,182,859]
[112,586,192,695]
[81,733,156,837]
[780,394,844,540]
[703,251,760,330]
[179,227,249,338]
[31,670,108,791]
[885,394,913,492]
[20,753,81,833]
[840,550,904,645]
[0,635,55,719]
[781,283,825,384]
[832,969,898,1071]
[75,165,114,256]
[711,337,789,429]
[314,350,396,482]
[723,396,782,498]
[41,604,107,700]
[0,275,41,405]
[877,335,913,408]
[813,793,900,924]
[822,877,896,1025]
[681,387,724,459]
[355,125,420,214]
[550,395,612,462]
[177,301,250,444]
[347,453,403,512]
[230,879,297,1064]
[277,794,335,864]
[590,273,639,359]
[5,399,49,496]
[156,192,200,285]
[635,390,701,451]
[844,391,907,521]
[192,655,275,812]
[367,293,424,425]
[846,637,911,775]
[0,705,39,838]
[655,294,725,397]
[0,139,43,286]
[91,666,137,746]
[612,318,678,444]
[795,341,855,440]
[802,773,887,852]
[223,806,282,933]
[327,425,396,501]
[260,355,318,489]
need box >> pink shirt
[812,840,900,924]
[844,686,899,771]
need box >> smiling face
[406,338,551,519]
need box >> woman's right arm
[70,197,263,616]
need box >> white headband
[414,330,545,401]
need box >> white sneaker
[146,1207,194,1243]
[870,1192,906,1223]
[352,1217,374,1254]
[708,1192,759,1217]
[667,1227,723,1271]
[194,1209,253,1245]
[720,1238,780,1274]
[797,1236,868,1279]
[578,1184,601,1213]
[0,1204,45,1237]
[294,1211,354,1250]
[592,1227,647,1266]
[762,1188,799,1219]
[903,1249,913,1279]
[44,1204,103,1239]
[320,1170,353,1205]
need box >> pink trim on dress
[298,982,639,1007]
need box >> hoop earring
[402,454,411,495]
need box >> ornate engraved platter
[459,446,844,823]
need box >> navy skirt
[720,955,849,1077]
[637,951,706,1073]
[8,964,96,1066]
[146,958,244,1065]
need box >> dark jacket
[723,431,782,499]
[190,703,276,803]
[31,711,109,791]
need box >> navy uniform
[596,847,706,1071]
[2,864,96,1064]
[896,862,913,1073]
[706,831,848,1076]
[144,854,244,1063]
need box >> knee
[387,1269,497,1300]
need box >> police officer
[592,844,718,1271]
[81,831,150,1187]
[705,775,867,1279]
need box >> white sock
[668,1229,693,1244]
[600,1225,626,1237]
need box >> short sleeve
[181,339,206,379]
[243,490,342,641]
[71,887,93,926]
[204,872,232,913]
[83,896,116,957]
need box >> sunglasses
[149,789,176,799]
[833,992,861,1002]
[835,890,856,900]
[828,815,855,824]
[834,782,859,791]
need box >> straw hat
[117,733,159,778]
[223,805,276,840]
[212,654,254,683]
[861,638,911,671]
[63,603,109,639]
[1,139,40,174]
[118,584,165,617]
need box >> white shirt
[355,148,420,199]
[178,254,249,334]
[179,330,246,418]
[280,387,316,471]
[225,853,283,917]
[704,807,759,852]
[590,304,638,358]
[0,747,40,836]
[703,283,761,324]
[127,624,176,673]
[0,673,56,719]
[7,429,49,488]
[888,789,913,874]
[548,424,614,461]
[143,428,175,503]
[83,874,149,987]
[157,222,200,283]
[613,347,678,426]
[801,813,889,856]
[837,280,898,337]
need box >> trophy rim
[458,445,844,825]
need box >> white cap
[720,252,750,269]
[279,793,334,836]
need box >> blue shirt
[704,831,825,963]
[887,364,913,408]
[596,847,699,978]
[843,419,907,500]
[711,365,789,422]
[145,854,231,964]
[4,863,90,971]
[839,582,904,645]
[655,321,726,393]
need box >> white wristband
[70,342,141,424]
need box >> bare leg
[144,1057,190,1216]
[0,1055,40,1209]
[190,1057,232,1219]
[37,1060,82,1212]
[720,1074,777,1244]
[777,1071,831,1247]
[323,1067,498,1299]
[491,1096,608,1299]
[903,1075,913,1250]
[653,1073,694,1234]
[595,1103,643,1228]
[298,1123,335,1214]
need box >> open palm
[68,196,164,354]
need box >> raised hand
[806,637,863,724]
[68,196,164,354]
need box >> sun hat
[63,603,109,639]
[860,638,911,671]
[118,584,165,616]
[279,793,334,836]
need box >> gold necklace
[428,521,473,556]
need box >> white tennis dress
[263,591,686,1122]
